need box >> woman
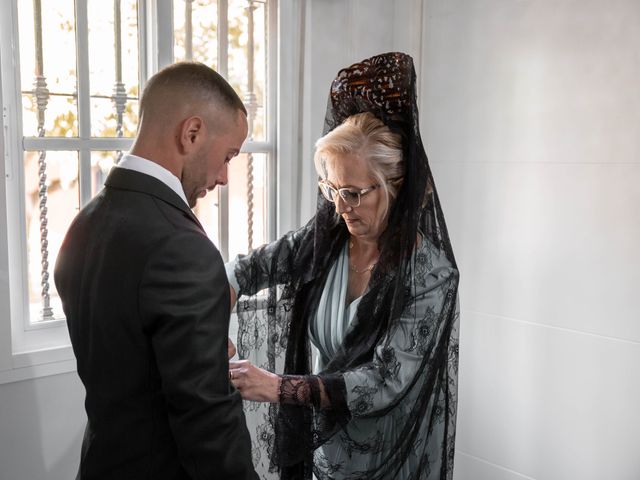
[227,52,459,480]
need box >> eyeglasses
[318,180,383,208]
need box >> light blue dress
[308,243,361,372]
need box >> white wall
[297,0,423,222]
[0,373,85,480]
[418,0,640,478]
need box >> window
[0,0,277,381]
[172,0,274,257]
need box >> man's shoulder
[93,185,199,232]
[125,193,219,260]
[69,187,208,260]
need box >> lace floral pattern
[377,346,401,383]
[279,375,322,409]
[410,306,437,355]
[348,385,378,416]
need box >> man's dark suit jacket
[54,167,257,480]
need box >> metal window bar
[216,0,229,260]
[266,0,276,243]
[244,0,257,253]
[185,0,193,61]
[20,91,137,102]
[22,137,268,152]
[75,0,93,209]
[113,0,127,164]
[32,0,54,321]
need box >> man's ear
[179,116,204,153]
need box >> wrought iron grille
[9,0,273,324]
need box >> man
[54,62,257,480]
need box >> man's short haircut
[139,62,246,121]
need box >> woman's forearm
[279,375,330,409]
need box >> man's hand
[228,337,237,359]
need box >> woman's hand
[229,359,281,403]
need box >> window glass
[18,0,78,137]
[174,0,218,67]
[89,0,140,138]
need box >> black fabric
[234,52,460,480]
[55,167,258,480]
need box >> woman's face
[324,153,389,242]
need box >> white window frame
[0,0,292,385]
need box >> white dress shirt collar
[117,153,189,207]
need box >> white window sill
[0,345,76,385]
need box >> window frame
[0,0,286,384]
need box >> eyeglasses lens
[320,183,360,207]
[320,183,335,202]
[340,190,360,207]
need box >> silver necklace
[349,241,378,274]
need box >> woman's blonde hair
[314,112,404,217]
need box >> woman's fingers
[229,360,250,389]
[229,371,243,389]
[229,361,249,378]
[228,360,279,402]
[229,359,249,369]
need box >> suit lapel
[104,167,206,232]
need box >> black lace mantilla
[233,52,460,480]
